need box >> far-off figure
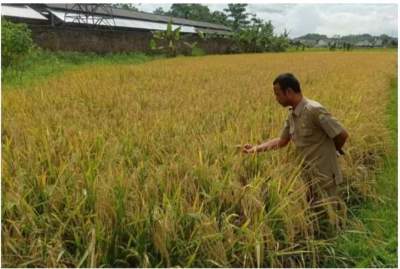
[242,73,349,232]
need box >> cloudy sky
[136,3,398,38]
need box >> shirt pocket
[301,128,313,137]
[299,126,320,145]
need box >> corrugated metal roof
[1,4,47,20]
[196,28,233,36]
[48,9,196,33]
[44,4,231,31]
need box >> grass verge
[1,50,161,89]
[323,77,397,267]
[286,47,397,53]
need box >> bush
[1,19,34,68]
[191,47,206,56]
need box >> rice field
[2,51,397,267]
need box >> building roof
[47,8,197,34]
[1,4,47,20]
[44,4,231,32]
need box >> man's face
[273,83,290,107]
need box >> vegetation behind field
[2,51,397,267]
[1,49,158,89]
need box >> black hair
[273,73,301,93]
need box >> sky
[135,3,398,38]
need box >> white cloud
[314,4,398,37]
[138,3,172,13]
[284,5,323,37]
[138,3,398,38]
[246,4,398,38]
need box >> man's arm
[333,129,349,152]
[243,137,290,153]
[242,112,291,154]
[311,105,348,154]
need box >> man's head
[273,73,302,107]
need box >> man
[242,73,348,205]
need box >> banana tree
[149,19,181,57]
[150,19,203,57]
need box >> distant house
[296,38,317,47]
[373,39,383,47]
[315,39,329,48]
[1,3,233,54]
[355,40,373,47]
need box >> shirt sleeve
[312,106,345,139]
[280,117,291,140]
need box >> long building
[1,4,233,54]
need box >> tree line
[148,4,290,55]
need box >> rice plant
[2,51,396,267]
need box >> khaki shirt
[280,97,346,184]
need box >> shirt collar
[291,97,307,117]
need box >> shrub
[191,47,206,56]
[1,19,34,68]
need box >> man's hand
[333,130,348,154]
[242,144,257,154]
[238,138,290,154]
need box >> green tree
[1,19,34,69]
[290,40,304,50]
[111,3,139,12]
[152,4,230,27]
[232,18,287,53]
[233,17,264,52]
[168,4,190,18]
[257,20,275,51]
[269,30,290,52]
[168,4,211,21]
[223,4,250,32]
[342,42,352,51]
[149,19,201,57]
[153,7,166,15]
[149,19,181,57]
[210,11,229,26]
[187,4,211,21]
[328,41,337,51]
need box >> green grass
[1,50,162,89]
[323,77,398,267]
[287,47,397,53]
